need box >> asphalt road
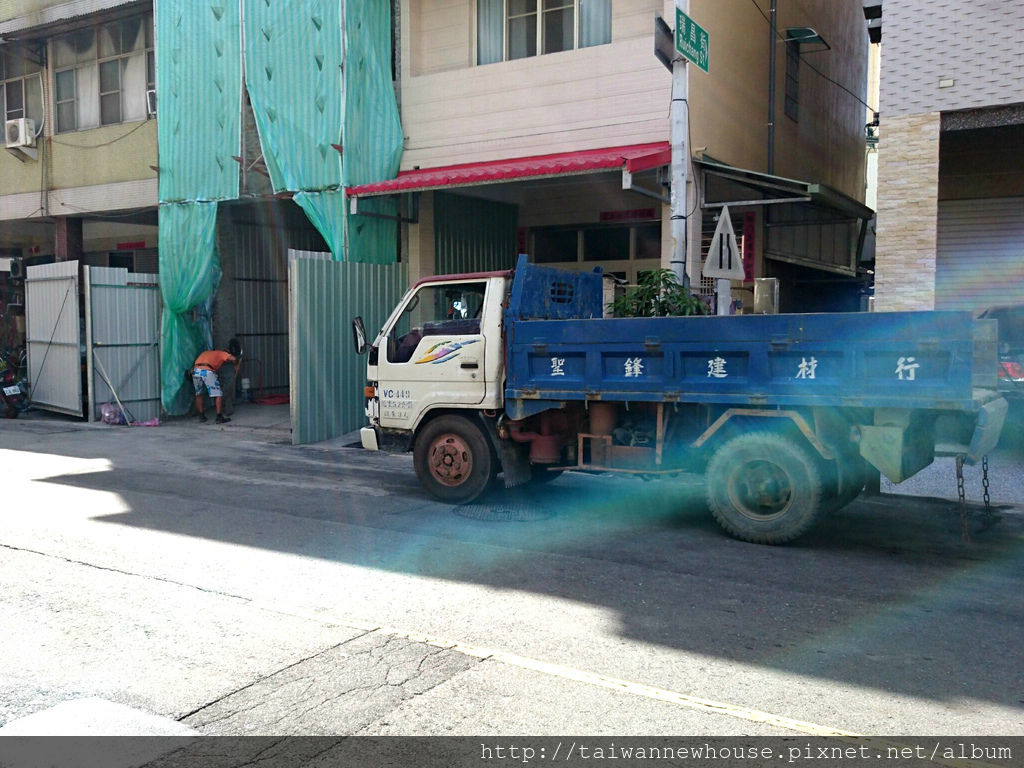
[1,415,1022,738]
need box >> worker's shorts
[192,368,223,398]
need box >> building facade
[347,0,873,313]
[0,1,159,274]
[874,0,1024,313]
[0,0,874,425]
[0,0,396,415]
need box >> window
[477,0,610,65]
[388,282,487,363]
[1,47,43,128]
[784,39,799,121]
[635,223,661,260]
[583,227,629,261]
[534,228,578,263]
[531,221,661,284]
[54,14,153,132]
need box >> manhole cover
[453,503,554,522]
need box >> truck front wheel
[706,432,824,544]
[414,415,494,504]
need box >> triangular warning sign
[702,205,745,281]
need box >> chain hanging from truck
[956,454,999,543]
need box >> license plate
[3,385,20,397]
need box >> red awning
[346,142,670,197]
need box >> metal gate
[26,262,162,421]
[25,261,82,416]
[289,256,407,445]
[84,267,162,423]
[936,197,1024,313]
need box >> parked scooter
[0,347,29,419]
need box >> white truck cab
[360,272,510,447]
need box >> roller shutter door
[936,198,1024,312]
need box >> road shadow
[27,429,1024,713]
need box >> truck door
[375,279,488,429]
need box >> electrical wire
[744,0,877,113]
[51,203,157,218]
[49,118,150,149]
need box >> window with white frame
[531,221,661,284]
[1,47,44,128]
[54,13,153,133]
[477,0,611,65]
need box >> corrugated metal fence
[85,267,162,423]
[232,224,327,395]
[434,191,518,275]
[290,256,407,445]
[25,261,82,416]
[26,263,162,422]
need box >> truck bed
[503,260,999,420]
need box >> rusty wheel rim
[428,432,473,487]
[727,460,792,521]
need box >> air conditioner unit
[5,118,36,149]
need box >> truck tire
[820,454,868,515]
[414,415,494,504]
[706,431,824,544]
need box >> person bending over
[192,349,240,424]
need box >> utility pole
[669,0,690,291]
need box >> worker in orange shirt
[192,348,240,424]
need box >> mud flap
[965,396,1008,465]
[496,436,532,488]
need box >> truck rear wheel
[414,415,494,504]
[706,432,824,544]
[820,453,868,515]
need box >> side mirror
[352,316,367,355]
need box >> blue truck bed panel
[502,259,997,419]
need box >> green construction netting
[156,0,241,412]
[243,0,343,195]
[155,0,403,410]
[342,0,403,263]
[158,202,222,415]
[155,1,241,202]
[242,0,402,262]
[293,189,346,258]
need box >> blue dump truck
[356,256,1007,544]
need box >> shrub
[610,269,710,318]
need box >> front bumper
[360,426,380,451]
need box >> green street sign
[675,9,709,73]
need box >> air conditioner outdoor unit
[9,258,25,281]
[5,118,35,149]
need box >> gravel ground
[882,421,1024,507]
